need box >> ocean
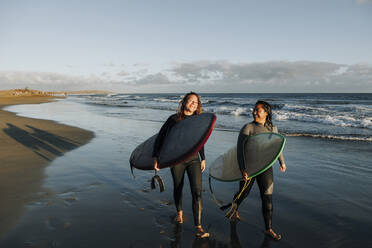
[1,93,372,248]
[70,93,372,142]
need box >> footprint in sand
[119,191,137,208]
[160,200,173,206]
[56,183,102,207]
[153,215,168,230]
[57,192,79,207]
[45,216,71,231]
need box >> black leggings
[234,167,274,230]
[170,156,202,226]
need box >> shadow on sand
[3,123,81,161]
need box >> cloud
[133,69,149,77]
[132,63,149,67]
[117,70,129,77]
[166,61,372,92]
[0,70,174,92]
[356,0,372,4]
[171,61,340,83]
[1,61,371,93]
[0,71,110,91]
[131,73,172,85]
[103,62,116,67]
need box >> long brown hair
[177,92,202,120]
[254,100,273,131]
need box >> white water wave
[275,111,372,129]
[286,133,372,142]
[231,107,247,116]
[282,104,329,112]
[153,98,180,103]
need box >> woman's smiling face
[253,104,268,123]
[185,94,198,114]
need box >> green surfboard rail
[209,132,286,182]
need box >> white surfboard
[209,145,243,181]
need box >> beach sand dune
[0,95,93,238]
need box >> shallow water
[1,99,372,248]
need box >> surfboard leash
[151,170,165,192]
[209,175,252,220]
[234,178,251,202]
[225,178,251,220]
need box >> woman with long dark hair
[229,100,286,240]
[152,92,209,238]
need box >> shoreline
[0,96,94,238]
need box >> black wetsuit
[152,114,205,226]
[235,121,285,230]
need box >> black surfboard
[130,113,216,170]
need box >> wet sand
[0,99,371,248]
[0,96,94,239]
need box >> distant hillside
[0,89,111,97]
[58,90,112,95]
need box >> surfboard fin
[151,174,165,192]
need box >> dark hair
[177,92,202,120]
[253,100,273,131]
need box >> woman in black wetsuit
[230,100,286,241]
[152,92,209,239]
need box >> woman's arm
[152,115,177,167]
[198,147,205,161]
[199,147,206,172]
[273,126,286,172]
[237,124,251,178]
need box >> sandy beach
[0,93,94,239]
[0,94,371,248]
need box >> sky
[0,0,372,93]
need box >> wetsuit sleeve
[152,115,177,158]
[198,147,205,161]
[237,124,251,174]
[273,126,285,165]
